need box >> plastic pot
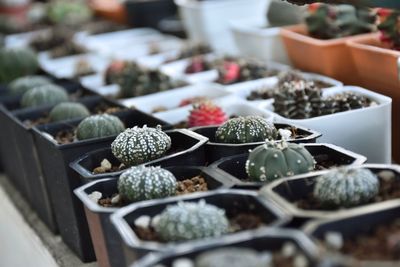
[111,189,289,265]
[74,166,232,267]
[190,122,321,164]
[211,143,367,190]
[70,129,209,183]
[31,110,170,262]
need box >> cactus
[154,200,229,242]
[47,0,93,26]
[76,114,125,140]
[195,248,269,267]
[169,44,212,62]
[185,56,211,74]
[49,102,90,122]
[377,8,400,50]
[277,70,305,87]
[118,166,177,203]
[273,80,323,119]
[187,101,228,128]
[215,116,278,144]
[320,91,373,115]
[111,125,171,166]
[246,141,315,182]
[21,84,68,108]
[313,167,380,208]
[8,75,52,96]
[0,47,39,83]
[133,69,183,98]
[305,4,376,40]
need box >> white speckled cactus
[118,166,177,203]
[154,200,229,242]
[195,248,269,267]
[111,125,171,167]
[313,167,380,208]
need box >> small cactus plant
[320,91,373,115]
[377,8,400,50]
[215,116,278,144]
[76,114,125,140]
[21,84,69,108]
[185,56,211,74]
[154,200,229,242]
[195,248,270,267]
[8,76,52,96]
[0,47,39,83]
[49,102,90,122]
[118,166,177,203]
[187,101,228,128]
[313,167,380,208]
[246,141,315,182]
[111,125,171,166]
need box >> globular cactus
[187,101,228,128]
[246,141,315,182]
[185,56,211,74]
[320,91,373,115]
[0,47,39,83]
[21,84,68,108]
[154,200,229,242]
[195,248,270,267]
[277,70,305,87]
[215,116,277,144]
[377,8,400,50]
[118,166,177,203]
[47,0,93,26]
[76,114,125,140]
[170,44,212,62]
[8,75,52,96]
[49,102,90,122]
[104,60,142,98]
[111,125,171,167]
[133,69,183,98]
[313,167,380,208]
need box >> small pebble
[151,215,161,228]
[111,194,120,205]
[278,129,292,140]
[172,258,194,267]
[324,231,344,250]
[100,158,112,170]
[293,254,308,267]
[88,191,102,203]
[281,242,297,257]
[134,215,151,229]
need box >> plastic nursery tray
[261,164,400,224]
[132,228,320,267]
[74,166,231,267]
[190,122,321,163]
[211,143,367,190]
[70,129,209,183]
[110,189,289,264]
[30,110,169,262]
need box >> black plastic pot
[70,130,209,183]
[125,0,177,29]
[261,164,400,225]
[31,110,170,262]
[132,228,320,267]
[211,143,367,190]
[110,189,289,265]
[74,166,231,267]
[190,123,322,164]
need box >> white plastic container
[175,0,271,54]
[80,73,104,91]
[261,86,392,163]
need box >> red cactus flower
[187,101,227,128]
[219,61,241,84]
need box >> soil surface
[54,129,76,144]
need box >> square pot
[211,143,367,190]
[74,166,231,267]
[280,24,375,84]
[261,164,400,223]
[110,189,289,265]
[70,129,209,183]
[191,122,321,164]
[31,110,170,262]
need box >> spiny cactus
[169,44,212,62]
[21,84,68,108]
[215,116,278,144]
[154,200,229,242]
[313,167,380,208]
[111,125,171,167]
[195,248,270,267]
[49,102,90,122]
[0,47,39,83]
[277,70,306,87]
[246,141,315,182]
[133,69,183,98]
[76,114,125,140]
[377,8,400,50]
[8,76,52,96]
[187,101,227,128]
[118,166,177,203]
[305,4,376,40]
[185,56,211,74]
[320,91,373,115]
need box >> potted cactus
[280,3,377,84]
[74,165,231,267]
[0,47,39,83]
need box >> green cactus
[8,76,52,96]
[111,125,171,167]
[76,114,125,140]
[377,9,400,50]
[47,0,93,26]
[21,84,68,108]
[195,248,269,267]
[215,116,278,144]
[49,102,90,122]
[118,166,177,203]
[320,91,373,115]
[154,200,229,242]
[0,47,39,83]
[313,167,380,208]
[246,141,315,182]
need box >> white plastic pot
[175,0,271,54]
[262,86,392,163]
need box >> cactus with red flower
[187,101,227,128]
[377,8,400,50]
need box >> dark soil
[296,171,400,210]
[50,42,87,59]
[93,163,126,174]
[54,129,76,144]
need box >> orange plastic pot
[89,0,127,24]
[280,24,374,85]
[348,33,400,162]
